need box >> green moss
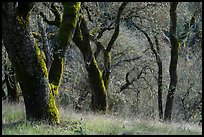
[32,32,42,39]
[47,58,63,125]
[16,15,30,29]
[47,90,60,124]
[92,58,106,91]
[63,2,81,19]
[89,57,108,113]
[57,2,81,48]
[34,43,48,78]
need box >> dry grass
[2,101,202,135]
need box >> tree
[73,2,127,113]
[164,2,179,122]
[2,2,81,124]
[4,64,20,103]
[121,2,166,120]
[133,24,164,120]
[2,48,20,102]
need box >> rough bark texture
[2,2,80,124]
[2,3,59,124]
[73,17,108,113]
[88,57,108,113]
[2,2,53,122]
[47,2,81,123]
[164,2,179,122]
[49,2,81,95]
[73,3,127,113]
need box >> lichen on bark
[47,88,60,124]
[48,2,81,98]
[88,56,108,113]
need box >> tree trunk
[155,36,163,120]
[73,3,127,113]
[2,2,59,124]
[5,66,20,103]
[133,23,164,120]
[103,49,112,90]
[73,17,108,113]
[88,57,108,113]
[157,58,163,120]
[2,2,81,124]
[49,2,81,96]
[164,2,179,122]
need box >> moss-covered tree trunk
[73,17,108,113]
[88,57,108,112]
[73,3,127,113]
[2,2,80,124]
[2,2,57,123]
[164,2,179,122]
[49,2,81,95]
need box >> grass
[2,101,202,135]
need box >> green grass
[2,102,202,135]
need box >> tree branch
[106,2,128,52]
[112,56,142,68]
[120,65,149,92]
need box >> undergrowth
[2,101,202,135]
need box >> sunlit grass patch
[2,102,202,135]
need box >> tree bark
[2,2,56,123]
[164,2,179,122]
[5,65,20,103]
[2,2,81,124]
[49,2,81,98]
[73,17,108,113]
[73,3,127,113]
[103,2,128,90]
[155,36,163,120]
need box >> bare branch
[106,2,128,52]
[120,65,149,92]
[112,56,142,68]
[96,22,115,40]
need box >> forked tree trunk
[2,2,80,124]
[73,17,108,113]
[73,3,127,113]
[2,2,56,122]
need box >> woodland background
[2,2,202,135]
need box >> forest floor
[2,101,202,135]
